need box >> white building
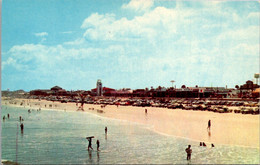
[96,79,103,96]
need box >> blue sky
[2,0,259,91]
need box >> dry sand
[3,98,259,148]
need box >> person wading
[185,145,192,160]
[86,137,94,151]
[96,140,100,151]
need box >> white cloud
[122,0,154,12]
[81,7,182,42]
[64,38,85,45]
[81,13,115,29]
[34,32,48,43]
[3,1,259,89]
[77,2,259,87]
[61,31,74,34]
[247,12,259,19]
[34,32,48,37]
[2,56,31,71]
[3,43,126,72]
[216,26,259,47]
[2,57,16,70]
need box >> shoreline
[2,98,259,149]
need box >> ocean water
[1,105,259,164]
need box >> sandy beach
[3,98,259,148]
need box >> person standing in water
[96,140,100,151]
[185,145,192,160]
[87,137,93,151]
[20,123,24,131]
[105,127,107,134]
[7,114,10,119]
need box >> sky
[1,0,259,91]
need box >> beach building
[29,86,67,96]
[239,80,260,98]
[51,86,62,91]
[96,79,102,96]
[91,87,115,96]
[133,89,147,97]
[240,80,259,91]
[110,88,133,97]
[252,88,260,98]
[30,89,52,96]
[26,79,259,99]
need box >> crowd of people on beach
[2,99,44,136]
[3,99,219,162]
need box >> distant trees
[181,85,186,88]
[235,85,239,89]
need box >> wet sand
[3,98,259,148]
